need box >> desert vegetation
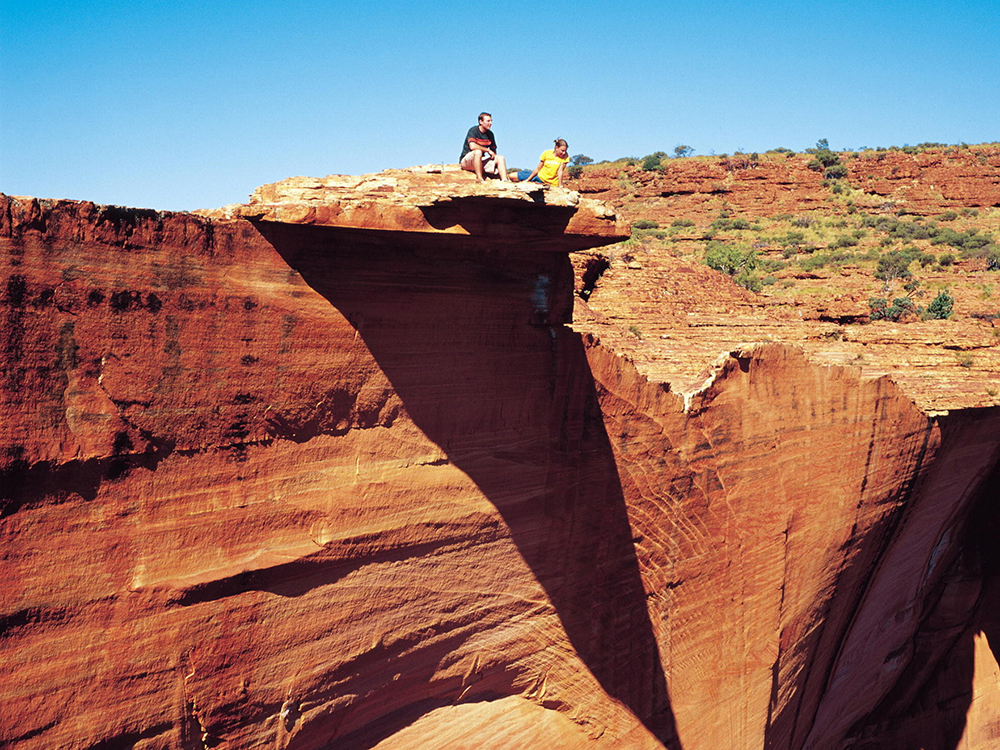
[571,141,1000,326]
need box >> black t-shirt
[460,125,497,159]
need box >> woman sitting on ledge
[512,139,570,187]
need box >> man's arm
[468,132,496,155]
[468,139,494,153]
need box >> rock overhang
[197,165,629,253]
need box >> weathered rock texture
[2,166,999,750]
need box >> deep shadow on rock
[256,220,682,748]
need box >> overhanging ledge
[197,165,630,253]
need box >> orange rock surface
[2,160,999,750]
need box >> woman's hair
[554,138,568,149]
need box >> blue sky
[3,0,999,212]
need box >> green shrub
[925,290,954,319]
[670,218,696,228]
[632,219,660,230]
[988,247,1000,271]
[806,139,848,178]
[704,241,762,292]
[875,251,913,283]
[869,296,917,321]
[831,234,859,248]
[799,250,853,271]
[641,154,663,172]
[939,253,955,267]
[932,227,993,251]
[780,231,806,246]
[734,269,763,292]
[704,241,757,276]
[759,258,788,273]
[710,217,751,231]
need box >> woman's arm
[526,159,544,183]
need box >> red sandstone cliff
[2,164,999,749]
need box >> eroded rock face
[2,173,999,750]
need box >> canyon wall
[2,172,999,749]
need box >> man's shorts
[460,150,498,173]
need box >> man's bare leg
[495,154,511,181]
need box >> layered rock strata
[2,168,999,750]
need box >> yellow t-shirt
[537,149,569,185]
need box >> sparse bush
[632,219,659,230]
[670,218,696,228]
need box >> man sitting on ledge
[460,112,511,182]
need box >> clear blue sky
[3,0,999,212]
